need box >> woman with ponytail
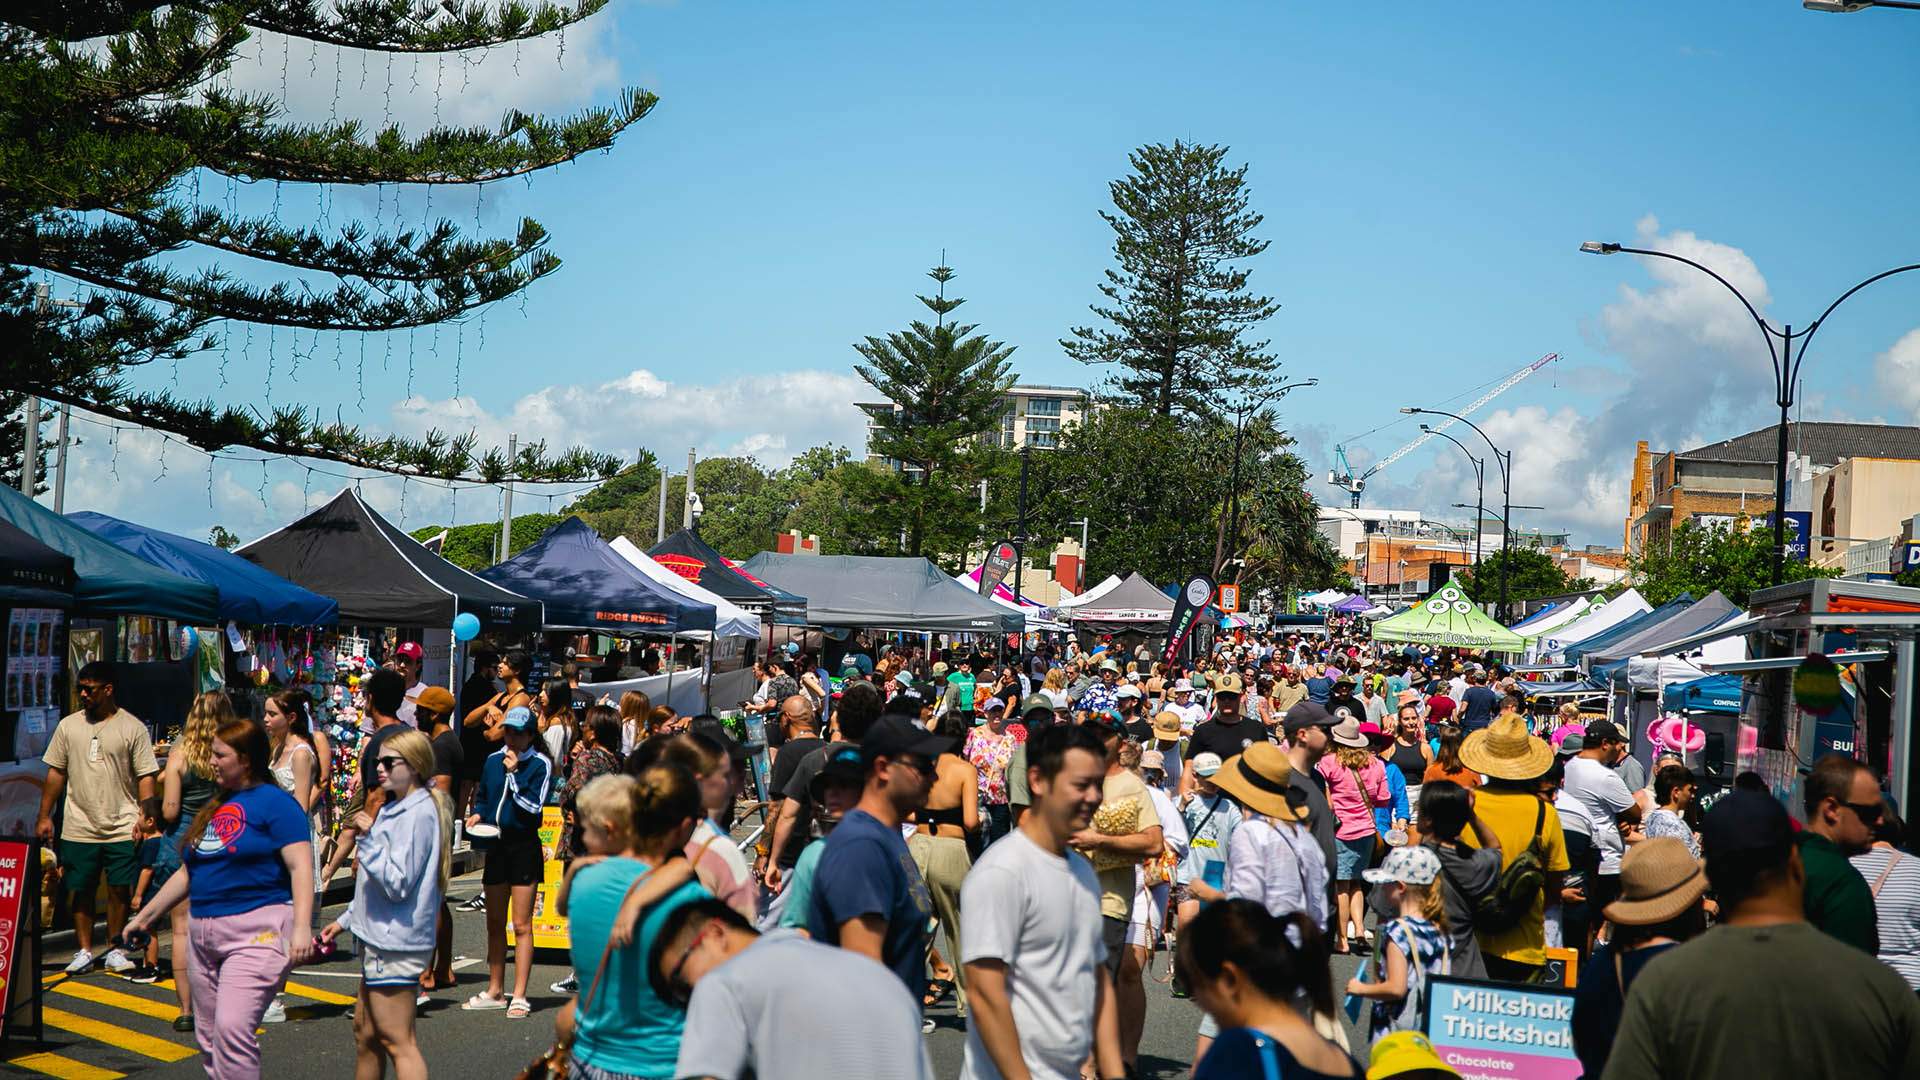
[153,691,229,1029]
[1178,900,1360,1079]
[266,690,327,916]
[565,762,712,1080]
[126,714,315,1079]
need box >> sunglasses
[891,754,938,778]
[1841,799,1885,824]
[76,684,105,696]
[664,922,714,1007]
[375,756,407,771]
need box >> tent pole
[701,638,713,713]
[666,632,678,711]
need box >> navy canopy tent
[239,488,541,632]
[0,518,75,608]
[71,512,338,626]
[649,530,807,625]
[1665,674,1743,714]
[0,485,216,622]
[480,518,716,634]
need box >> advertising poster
[507,807,571,951]
[1422,976,1580,1080]
[7,609,64,739]
[0,839,31,1037]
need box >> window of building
[1027,397,1062,417]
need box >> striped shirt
[1850,847,1920,990]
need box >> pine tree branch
[218,0,609,55]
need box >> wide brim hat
[1458,712,1555,781]
[1329,716,1370,749]
[1211,743,1307,821]
[1395,689,1422,707]
[1604,836,1708,925]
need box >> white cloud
[1875,327,1920,419]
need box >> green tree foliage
[207,524,240,550]
[565,452,660,515]
[1458,547,1593,604]
[411,512,563,571]
[1063,141,1282,419]
[853,264,1016,558]
[1030,406,1340,595]
[2,3,646,481]
[1629,519,1839,607]
[0,395,48,494]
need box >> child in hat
[1346,845,1451,1040]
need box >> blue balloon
[452,612,481,642]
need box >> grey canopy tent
[1065,572,1174,635]
[739,553,1023,633]
[1582,592,1740,668]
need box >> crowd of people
[34,622,1920,1079]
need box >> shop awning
[1663,673,1744,714]
[0,486,215,622]
[71,512,338,626]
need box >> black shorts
[482,830,544,888]
[1102,915,1129,978]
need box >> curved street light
[1402,406,1515,622]
[1422,424,1486,567]
[1580,240,1920,584]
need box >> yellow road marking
[53,981,180,1020]
[281,978,355,1006]
[40,1008,197,1062]
[5,1051,127,1080]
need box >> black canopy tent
[649,530,808,625]
[238,488,543,633]
[740,553,1023,634]
[0,519,76,609]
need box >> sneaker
[416,990,430,1008]
[921,1017,936,1034]
[172,1014,195,1033]
[459,895,486,912]
[63,949,95,975]
[550,973,578,995]
[127,965,162,984]
[101,949,136,973]
[261,998,287,1023]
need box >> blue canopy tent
[0,485,216,622]
[1664,674,1743,715]
[71,512,339,626]
[479,517,717,634]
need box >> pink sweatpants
[188,904,293,1079]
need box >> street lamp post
[1580,241,1920,585]
[1424,424,1485,566]
[1403,407,1513,622]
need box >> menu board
[6,608,64,737]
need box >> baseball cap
[1557,732,1586,755]
[1190,751,1224,777]
[1214,673,1245,696]
[414,686,456,717]
[1364,844,1441,886]
[1701,789,1795,861]
[1083,708,1129,740]
[1115,685,1143,701]
[501,706,536,733]
[980,696,1007,713]
[860,715,956,765]
[1283,700,1334,734]
[1020,693,1055,721]
[1366,1032,1457,1080]
[394,641,424,661]
[1585,719,1625,744]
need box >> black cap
[860,714,957,766]
[1701,790,1794,860]
[1584,719,1625,744]
[810,744,867,799]
[1283,700,1334,734]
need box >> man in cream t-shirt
[962,723,1124,1080]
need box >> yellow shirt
[1459,787,1570,967]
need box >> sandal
[506,997,532,1019]
[461,991,509,1011]
[922,978,953,1008]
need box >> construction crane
[1327,353,1559,507]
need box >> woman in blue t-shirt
[127,712,315,1079]
[1179,900,1361,1080]
[564,761,711,1080]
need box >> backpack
[1473,797,1547,934]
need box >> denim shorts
[1334,834,1375,881]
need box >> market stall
[70,512,339,628]
[1533,588,1652,662]
[1055,574,1123,610]
[649,529,807,627]
[740,552,1023,635]
[1368,577,1525,652]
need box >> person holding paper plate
[462,706,553,1019]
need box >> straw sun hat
[1603,836,1708,925]
[1211,743,1308,822]
[1458,712,1555,781]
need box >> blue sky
[50,1,1920,548]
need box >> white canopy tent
[610,536,763,639]
[1515,597,1592,640]
[1536,589,1652,660]
[1054,574,1123,609]
[950,572,1069,632]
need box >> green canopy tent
[1369,577,1525,652]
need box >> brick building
[1626,422,1920,554]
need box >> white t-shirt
[1170,701,1206,733]
[675,929,931,1080]
[1562,756,1636,875]
[960,829,1107,1080]
[397,680,424,728]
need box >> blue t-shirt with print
[806,808,933,1000]
[566,856,711,1077]
[183,783,311,917]
[1178,792,1242,893]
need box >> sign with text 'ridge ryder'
[1421,976,1579,1080]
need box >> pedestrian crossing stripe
[5,1051,126,1080]
[281,979,355,1006]
[52,981,180,1021]
[39,1008,198,1062]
